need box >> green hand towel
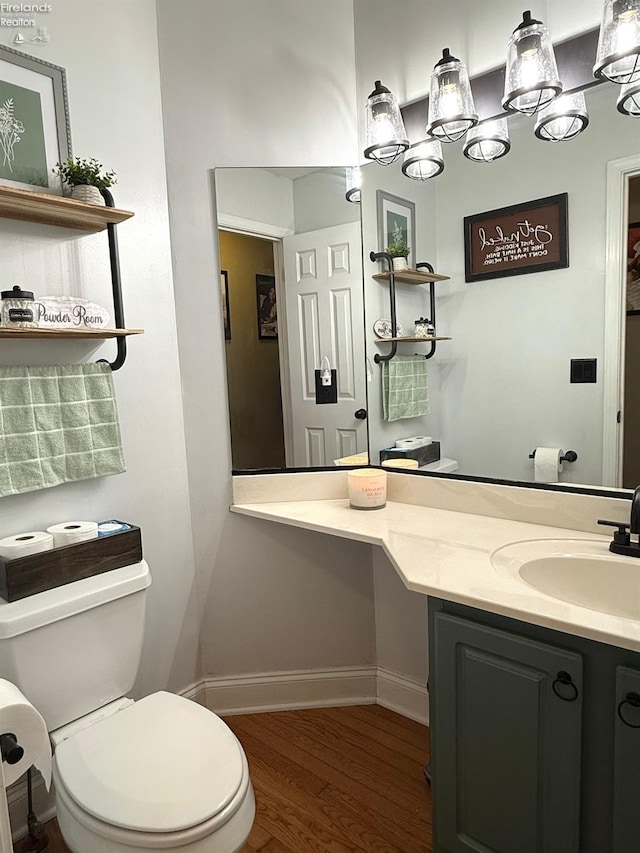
[382,355,430,422]
[0,363,126,497]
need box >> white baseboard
[203,666,378,716]
[199,665,429,724]
[376,666,429,725]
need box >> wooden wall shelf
[373,269,450,285]
[0,327,143,340]
[0,185,134,233]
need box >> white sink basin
[491,539,640,619]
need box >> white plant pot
[71,185,104,205]
[392,257,409,271]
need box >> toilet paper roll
[0,531,53,560]
[0,679,51,790]
[46,521,98,548]
[533,447,564,484]
[396,436,432,449]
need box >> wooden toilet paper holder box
[0,524,143,603]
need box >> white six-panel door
[283,222,366,467]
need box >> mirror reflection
[214,167,368,471]
[217,84,639,490]
[362,83,639,490]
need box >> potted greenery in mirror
[386,240,410,271]
[53,157,117,205]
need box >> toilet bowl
[0,561,255,852]
[51,692,255,852]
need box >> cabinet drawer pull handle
[618,692,640,728]
[552,671,579,702]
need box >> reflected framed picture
[627,221,640,315]
[0,44,71,194]
[377,190,416,268]
[256,274,277,339]
[220,270,231,340]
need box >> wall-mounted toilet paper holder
[529,449,578,463]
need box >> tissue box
[0,523,142,602]
[379,441,441,467]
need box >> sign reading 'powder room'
[464,193,569,283]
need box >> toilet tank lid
[0,560,151,639]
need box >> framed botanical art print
[377,190,416,268]
[0,44,71,194]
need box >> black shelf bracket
[97,188,127,371]
[370,253,440,363]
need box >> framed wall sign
[377,190,416,269]
[464,193,569,283]
[0,44,71,195]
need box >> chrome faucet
[598,485,640,557]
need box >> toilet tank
[0,561,151,732]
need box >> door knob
[354,409,368,420]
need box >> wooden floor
[16,704,432,853]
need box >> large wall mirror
[216,83,638,492]
[214,167,368,471]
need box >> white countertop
[231,496,640,653]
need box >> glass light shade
[345,166,361,203]
[594,0,640,84]
[617,79,640,113]
[463,118,511,162]
[364,80,409,165]
[503,11,562,114]
[401,140,445,180]
[426,49,478,142]
[534,91,589,141]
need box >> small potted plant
[386,240,410,271]
[53,157,117,205]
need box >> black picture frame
[627,220,640,315]
[220,270,231,340]
[464,193,569,283]
[256,274,277,340]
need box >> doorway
[623,176,640,488]
[219,229,286,470]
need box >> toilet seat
[54,691,251,844]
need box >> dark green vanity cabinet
[428,598,640,853]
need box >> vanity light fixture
[401,140,445,180]
[617,79,640,113]
[534,91,589,141]
[363,80,410,165]
[426,48,478,142]
[462,118,511,162]
[594,0,640,84]
[503,10,562,115]
[345,166,361,203]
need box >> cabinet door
[612,665,640,852]
[431,611,583,853]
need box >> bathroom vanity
[429,597,640,853]
[231,469,639,853]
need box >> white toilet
[0,560,255,852]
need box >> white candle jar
[348,469,387,510]
[1,285,37,328]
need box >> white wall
[215,168,295,233]
[0,0,200,697]
[293,169,361,233]
[156,0,377,683]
